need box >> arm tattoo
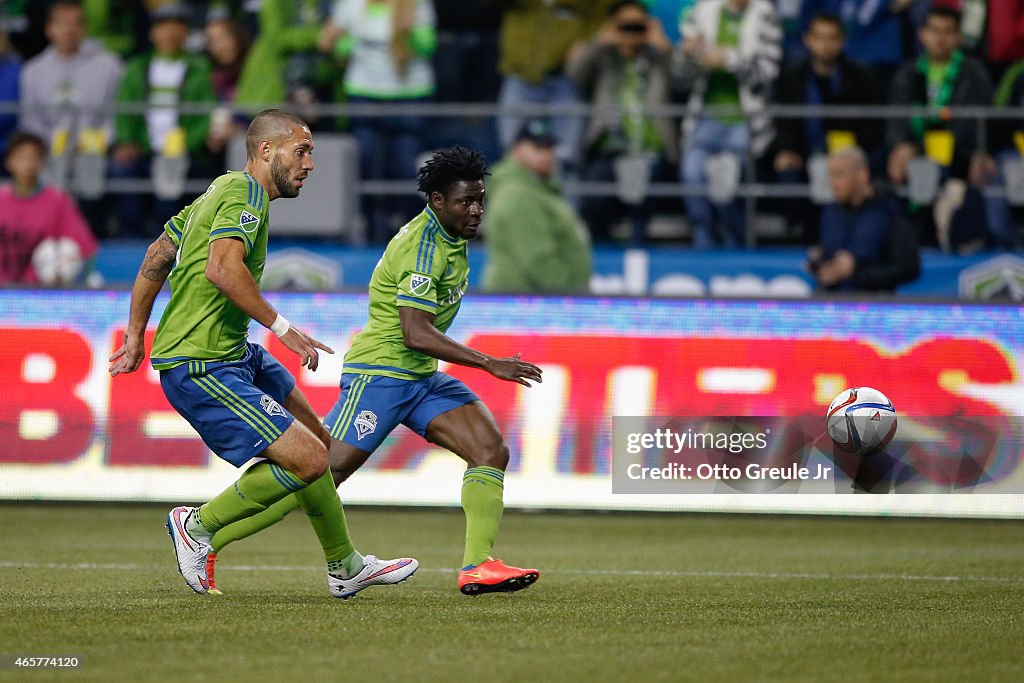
[140,233,178,281]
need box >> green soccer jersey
[343,206,469,380]
[150,171,270,369]
[706,5,743,124]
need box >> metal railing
[6,100,1024,244]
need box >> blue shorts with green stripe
[324,372,478,453]
[159,343,296,467]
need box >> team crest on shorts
[260,395,285,417]
[354,410,378,440]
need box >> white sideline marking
[0,561,1021,584]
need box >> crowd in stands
[1,0,1023,291]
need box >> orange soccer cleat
[458,558,540,596]
[205,552,222,595]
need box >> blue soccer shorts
[323,372,479,452]
[159,342,296,466]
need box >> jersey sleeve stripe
[252,178,259,210]
[397,294,437,308]
[415,227,428,272]
[417,227,429,273]
[165,220,182,240]
[210,226,252,243]
[249,175,262,210]
[423,227,437,273]
[246,176,254,207]
[428,232,437,271]
[210,227,253,251]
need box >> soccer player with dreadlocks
[206,146,543,595]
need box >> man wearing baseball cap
[482,118,592,293]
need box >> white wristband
[269,314,290,337]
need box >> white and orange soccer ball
[826,387,898,455]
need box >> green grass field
[1,504,1022,682]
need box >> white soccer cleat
[328,554,419,600]
[166,506,212,594]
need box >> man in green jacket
[482,120,592,294]
[110,5,216,236]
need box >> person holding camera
[567,0,676,243]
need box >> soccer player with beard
[109,109,418,598]
[205,146,543,595]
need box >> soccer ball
[826,387,898,455]
[32,237,83,285]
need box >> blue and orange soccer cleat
[458,558,540,595]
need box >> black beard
[271,156,298,198]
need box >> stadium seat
[227,134,360,239]
[907,157,941,205]
[705,152,741,204]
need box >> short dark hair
[807,12,844,36]
[245,108,308,160]
[416,146,489,198]
[5,131,47,159]
[608,0,649,18]
[925,6,962,29]
[47,0,83,22]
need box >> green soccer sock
[461,466,505,568]
[196,461,310,535]
[294,471,362,576]
[210,495,301,553]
